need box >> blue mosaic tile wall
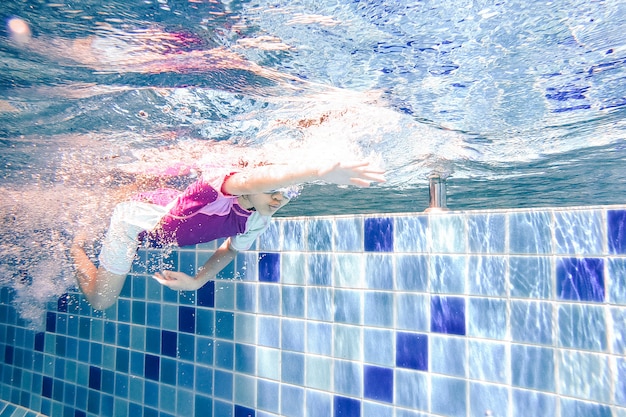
[1,206,626,417]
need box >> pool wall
[1,206,626,417]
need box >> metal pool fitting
[425,172,449,212]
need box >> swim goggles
[266,185,301,199]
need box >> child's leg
[71,238,127,310]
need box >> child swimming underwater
[71,160,385,310]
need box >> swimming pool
[1,0,625,416]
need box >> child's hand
[319,161,386,187]
[153,270,202,291]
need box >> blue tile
[512,390,556,417]
[258,284,281,315]
[237,282,257,312]
[283,220,306,251]
[196,309,214,337]
[197,281,215,308]
[259,253,280,283]
[213,369,232,400]
[364,217,394,252]
[257,379,279,413]
[334,218,363,252]
[510,301,553,345]
[511,345,555,391]
[333,396,361,417]
[235,343,256,374]
[334,290,362,325]
[395,255,428,291]
[195,395,213,417]
[42,376,52,398]
[215,341,233,369]
[178,251,196,276]
[396,332,428,371]
[558,304,606,351]
[335,360,363,397]
[178,333,195,361]
[282,286,305,318]
[363,365,393,403]
[179,306,196,333]
[235,404,255,417]
[509,256,552,299]
[281,351,304,385]
[560,398,612,417]
[178,362,195,390]
[430,255,466,294]
[282,319,305,352]
[215,311,235,340]
[195,365,213,395]
[508,211,552,254]
[308,254,332,286]
[468,256,506,296]
[281,385,304,417]
[430,375,467,417]
[257,316,280,348]
[468,213,505,253]
[608,209,626,254]
[431,296,466,336]
[468,341,508,383]
[145,328,160,354]
[616,357,626,406]
[89,366,101,390]
[144,354,159,381]
[364,254,393,289]
[308,219,333,251]
[363,292,393,327]
[556,257,605,302]
[306,390,332,417]
[306,288,333,322]
[161,330,177,357]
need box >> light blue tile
[236,282,257,312]
[468,298,507,340]
[235,343,256,374]
[395,215,429,252]
[281,253,306,285]
[334,290,362,325]
[554,209,604,255]
[234,374,256,408]
[307,218,333,252]
[307,287,333,322]
[281,384,304,417]
[509,211,552,254]
[364,254,393,289]
[236,251,258,281]
[235,313,256,345]
[558,304,606,351]
[258,221,280,251]
[509,256,553,299]
[470,382,509,417]
[616,357,626,406]
[306,321,332,356]
[510,300,553,345]
[396,293,429,332]
[257,347,280,380]
[512,389,557,417]
[431,375,467,417]
[334,217,363,252]
[559,350,611,403]
[333,359,362,397]
[511,345,555,391]
[282,286,305,318]
[362,401,393,417]
[281,351,304,385]
[334,324,362,361]
[257,379,279,414]
[363,328,394,366]
[468,256,506,296]
[608,258,626,305]
[161,304,178,331]
[258,284,281,315]
[429,214,467,253]
[560,397,613,417]
[215,281,235,310]
[468,340,508,384]
[308,254,332,286]
[305,356,332,391]
[430,255,467,294]
[281,319,305,352]
[612,307,626,354]
[395,369,429,410]
[283,220,306,251]
[430,335,466,377]
[363,292,393,328]
[305,390,332,417]
[257,316,280,348]
[395,255,428,291]
[468,213,506,253]
[333,254,364,288]
[214,341,233,369]
[196,336,214,366]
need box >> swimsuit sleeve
[229,212,271,251]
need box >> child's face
[247,191,291,216]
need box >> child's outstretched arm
[223,160,386,195]
[152,239,237,291]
